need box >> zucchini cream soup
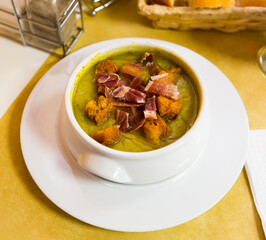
[71,49,199,152]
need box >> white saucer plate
[20,38,249,232]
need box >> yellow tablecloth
[1,0,266,239]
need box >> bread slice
[241,0,266,7]
[151,0,175,7]
[190,0,235,8]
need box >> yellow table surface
[1,0,266,239]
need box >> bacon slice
[116,109,146,133]
[152,73,177,93]
[150,73,169,82]
[144,81,180,100]
[144,96,157,119]
[127,119,145,133]
[113,86,146,104]
[96,73,124,87]
[148,63,160,76]
[138,52,155,65]
[116,110,129,131]
[152,68,182,84]
[144,110,157,119]
[112,86,129,98]
[126,88,146,104]
[105,87,144,107]
[131,106,137,114]
[121,63,143,78]
[126,111,145,133]
[138,52,160,76]
[129,76,141,90]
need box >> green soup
[71,49,199,152]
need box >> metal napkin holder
[0,0,84,58]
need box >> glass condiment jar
[24,0,77,46]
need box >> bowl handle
[77,152,132,183]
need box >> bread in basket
[138,0,266,32]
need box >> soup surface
[72,49,199,152]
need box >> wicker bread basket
[138,0,266,32]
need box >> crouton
[93,126,120,146]
[157,95,182,119]
[121,62,143,78]
[156,114,169,136]
[167,67,182,83]
[158,70,167,75]
[85,95,115,124]
[142,115,169,145]
[153,70,168,84]
[96,60,119,74]
[153,68,181,85]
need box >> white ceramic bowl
[60,39,210,185]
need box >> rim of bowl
[64,39,207,160]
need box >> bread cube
[93,126,120,145]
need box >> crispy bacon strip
[144,96,157,119]
[144,81,180,100]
